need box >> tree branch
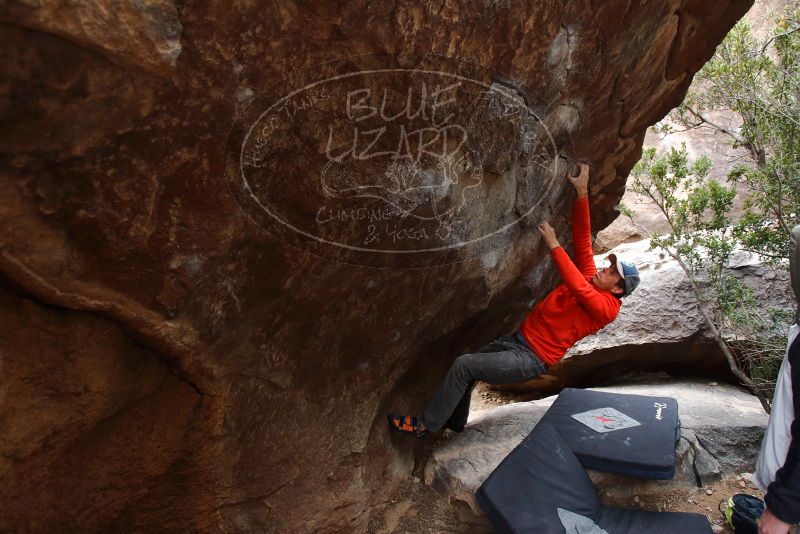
[622,195,772,413]
[761,24,800,53]
[684,105,746,145]
[668,250,772,413]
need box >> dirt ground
[368,382,766,534]
[367,471,763,533]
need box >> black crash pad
[475,422,712,534]
[536,388,680,479]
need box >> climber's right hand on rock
[568,161,589,198]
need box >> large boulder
[0,285,215,531]
[0,1,754,531]
[425,379,767,518]
[495,240,795,394]
[0,0,182,77]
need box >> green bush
[627,2,800,406]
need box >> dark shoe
[443,421,465,433]
[388,413,427,437]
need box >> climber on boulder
[389,161,641,437]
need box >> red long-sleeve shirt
[518,197,621,366]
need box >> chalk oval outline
[237,65,559,255]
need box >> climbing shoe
[388,413,427,437]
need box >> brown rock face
[1,0,182,76]
[0,1,752,531]
[0,286,216,531]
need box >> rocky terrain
[0,0,765,532]
[427,379,767,517]
[363,378,771,533]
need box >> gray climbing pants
[420,332,547,433]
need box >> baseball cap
[607,253,640,298]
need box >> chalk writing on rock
[226,55,561,267]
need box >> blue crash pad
[475,422,712,534]
[536,388,681,479]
